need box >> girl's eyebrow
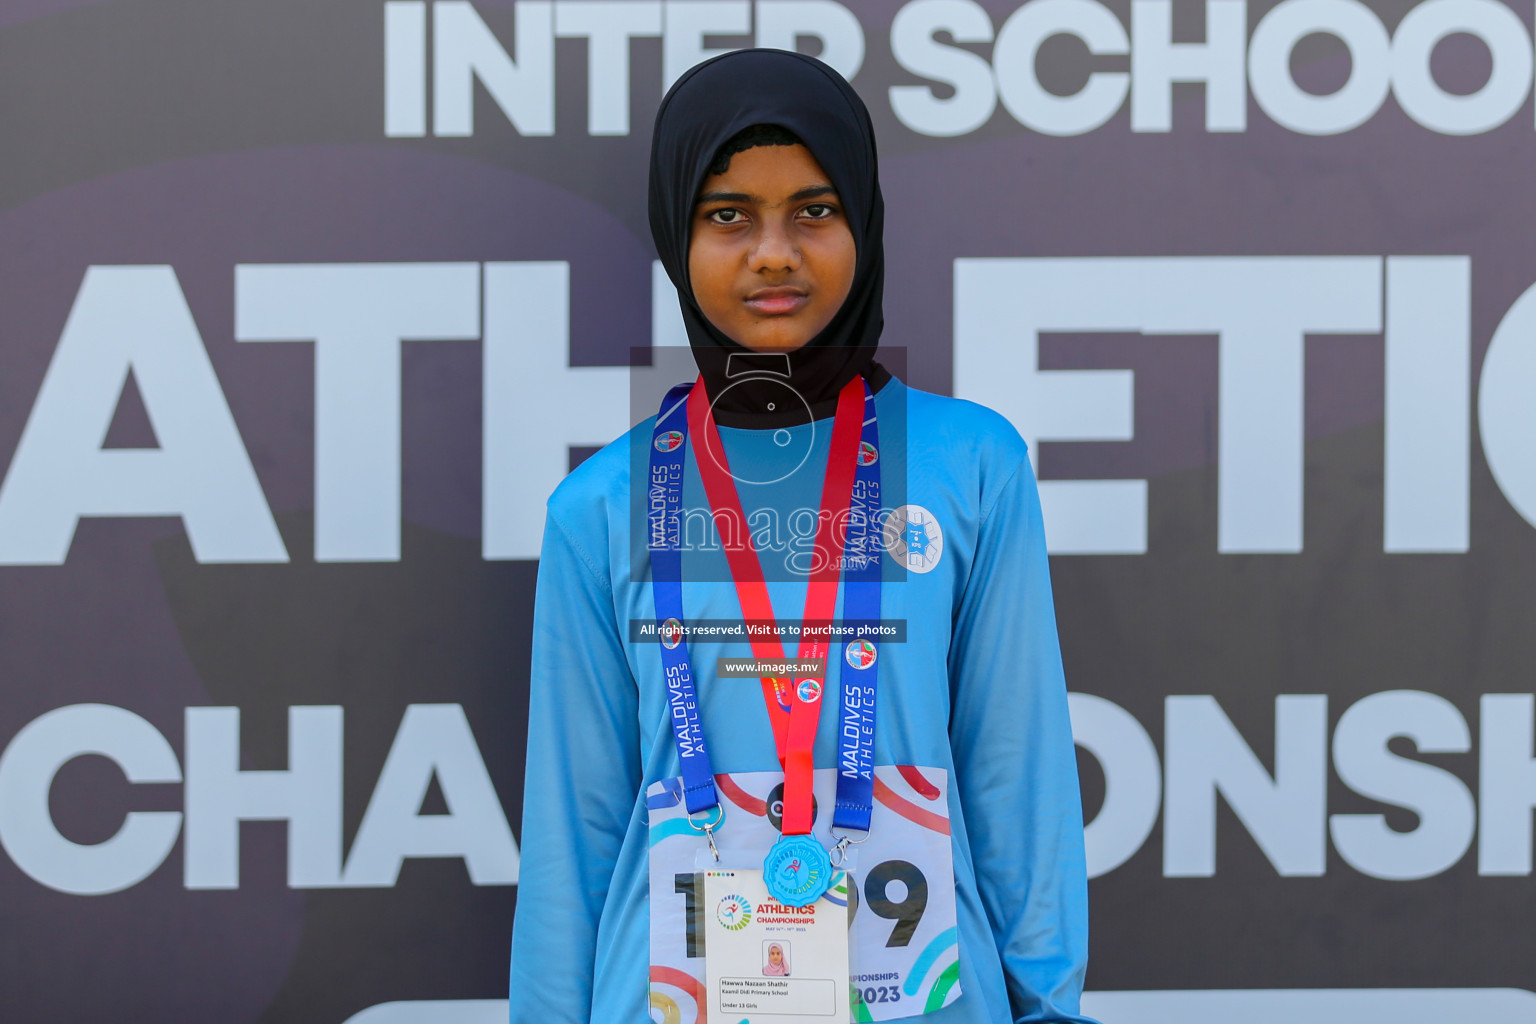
[789,185,837,201]
[697,189,755,204]
[695,184,839,206]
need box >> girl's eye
[708,208,744,224]
[803,204,836,219]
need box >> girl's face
[688,143,856,354]
[769,946,783,964]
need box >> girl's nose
[749,218,801,273]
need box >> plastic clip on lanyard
[647,375,881,903]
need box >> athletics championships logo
[654,429,684,453]
[661,618,683,649]
[797,678,823,703]
[716,893,752,931]
[857,441,878,466]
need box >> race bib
[648,765,960,1023]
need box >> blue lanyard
[648,378,882,839]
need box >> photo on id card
[647,765,960,1023]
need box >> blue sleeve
[509,506,640,1023]
[946,455,1098,1024]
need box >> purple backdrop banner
[3,1,1536,1021]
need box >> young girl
[509,49,1095,1024]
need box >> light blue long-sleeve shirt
[509,377,1097,1024]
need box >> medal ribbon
[648,375,881,837]
[688,375,861,836]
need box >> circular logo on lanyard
[715,893,752,931]
[857,441,879,466]
[660,618,683,649]
[883,504,944,574]
[845,639,877,670]
[654,430,684,453]
[796,678,823,703]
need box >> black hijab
[648,48,891,429]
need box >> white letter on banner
[953,258,1139,555]
[1329,691,1474,880]
[953,257,1381,555]
[483,262,632,560]
[341,1002,510,1024]
[0,266,286,565]
[1385,257,1469,553]
[1479,694,1536,875]
[653,261,689,350]
[343,705,519,887]
[1392,0,1532,136]
[385,2,428,137]
[1480,278,1536,531]
[0,705,182,896]
[434,1,554,136]
[554,2,662,136]
[1069,693,1161,878]
[993,0,1129,136]
[1211,259,1380,552]
[756,2,864,80]
[235,263,480,562]
[1130,0,1247,132]
[1083,990,1536,1021]
[1164,695,1328,877]
[889,0,997,137]
[1249,0,1391,135]
[183,706,344,889]
[663,1,751,90]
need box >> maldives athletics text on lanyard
[649,373,881,907]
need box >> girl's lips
[744,289,808,315]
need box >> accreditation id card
[703,868,850,1022]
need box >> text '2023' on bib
[648,765,960,1022]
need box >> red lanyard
[686,374,864,836]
